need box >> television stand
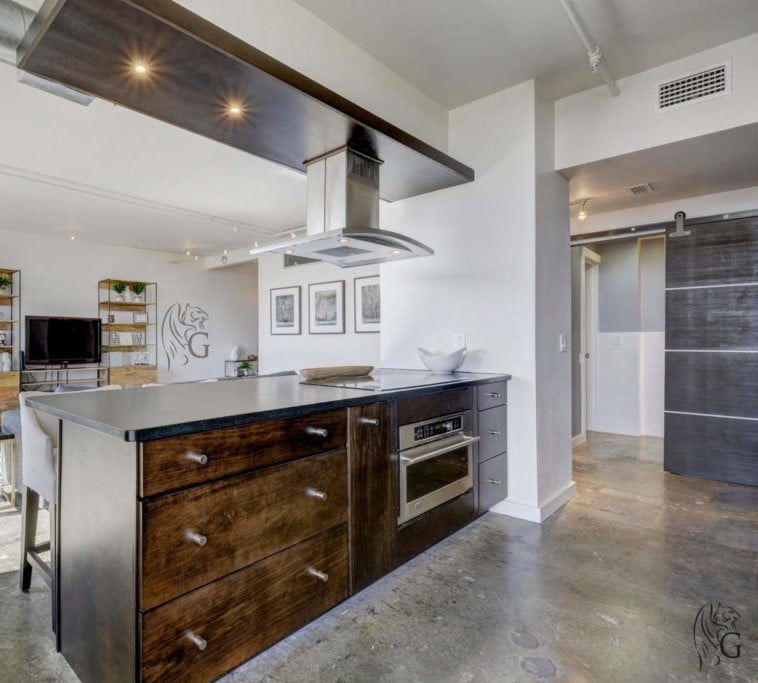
[20,364,108,393]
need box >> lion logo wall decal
[161,303,210,370]
[693,602,741,670]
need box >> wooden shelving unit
[0,268,20,410]
[99,279,157,387]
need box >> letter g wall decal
[161,303,210,370]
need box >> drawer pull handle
[185,451,208,465]
[306,567,329,583]
[305,426,328,438]
[305,487,327,501]
[487,478,502,486]
[186,631,207,651]
[185,530,207,547]
[488,429,501,436]
[487,392,501,399]
[357,416,380,426]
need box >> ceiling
[293,0,758,107]
[4,0,758,256]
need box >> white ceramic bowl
[418,347,467,373]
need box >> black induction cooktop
[300,368,470,392]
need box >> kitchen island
[29,370,510,683]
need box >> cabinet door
[478,454,507,512]
[348,402,396,593]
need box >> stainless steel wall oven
[397,411,479,524]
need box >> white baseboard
[489,481,577,523]
[571,433,586,447]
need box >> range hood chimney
[248,147,433,268]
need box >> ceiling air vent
[625,183,654,196]
[657,62,730,111]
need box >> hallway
[2,435,756,682]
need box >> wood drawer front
[140,408,347,497]
[141,525,348,683]
[396,386,473,425]
[477,381,507,410]
[478,405,507,462]
[479,454,507,512]
[141,449,347,611]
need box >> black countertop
[27,370,510,442]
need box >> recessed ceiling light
[69,235,76,240]
[133,62,148,75]
[254,242,259,248]
[338,238,349,244]
[392,249,400,255]
[290,232,297,239]
[285,249,293,255]
[185,250,191,256]
[227,102,243,118]
[223,249,228,255]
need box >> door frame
[580,247,601,441]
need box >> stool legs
[19,486,39,592]
[19,485,57,636]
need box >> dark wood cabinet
[348,402,396,593]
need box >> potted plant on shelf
[131,282,146,303]
[0,275,12,294]
[237,360,253,377]
[112,281,127,302]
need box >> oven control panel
[413,416,462,443]
[399,411,472,451]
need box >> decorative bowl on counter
[418,347,467,373]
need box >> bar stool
[18,391,59,632]
[18,384,122,635]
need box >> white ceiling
[5,0,758,255]
[293,0,758,107]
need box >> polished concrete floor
[1,432,755,682]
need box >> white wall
[571,184,758,234]
[556,33,758,169]
[534,83,573,507]
[4,229,257,382]
[257,254,379,374]
[178,0,448,151]
[382,80,573,522]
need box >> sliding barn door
[665,214,758,486]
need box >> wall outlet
[453,334,466,349]
[558,333,567,353]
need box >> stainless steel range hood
[248,148,433,268]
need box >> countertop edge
[27,373,511,442]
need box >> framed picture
[133,312,148,324]
[354,275,380,333]
[117,332,134,346]
[309,280,345,334]
[270,286,301,335]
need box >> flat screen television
[25,316,102,364]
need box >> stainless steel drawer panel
[478,405,507,462]
[477,382,507,410]
[479,454,507,511]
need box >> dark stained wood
[665,351,758,419]
[396,490,475,565]
[396,386,473,426]
[664,413,758,486]
[478,405,507,463]
[666,217,758,288]
[666,286,758,350]
[347,402,396,594]
[476,381,507,410]
[478,454,507,512]
[59,422,137,683]
[141,525,348,683]
[18,0,474,202]
[141,449,347,611]
[140,408,346,497]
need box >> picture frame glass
[354,275,380,333]
[309,281,345,334]
[270,286,301,335]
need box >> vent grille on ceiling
[657,62,730,111]
[625,183,654,196]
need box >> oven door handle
[399,434,480,466]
